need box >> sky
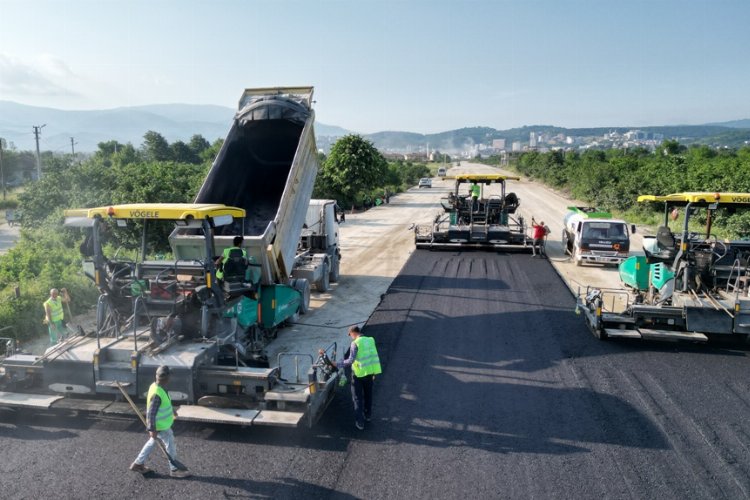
[0,0,748,134]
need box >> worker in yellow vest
[43,288,70,345]
[215,236,247,280]
[130,366,191,478]
[470,182,481,211]
[327,325,382,430]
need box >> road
[0,217,19,254]
[4,170,750,498]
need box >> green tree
[200,138,224,164]
[142,131,171,162]
[188,134,211,157]
[319,135,387,207]
[170,140,199,164]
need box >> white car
[418,178,432,188]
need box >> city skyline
[1,0,748,135]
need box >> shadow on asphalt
[139,473,357,499]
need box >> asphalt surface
[4,250,750,498]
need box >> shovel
[115,381,188,472]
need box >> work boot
[170,469,192,478]
[129,463,152,474]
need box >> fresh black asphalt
[3,250,750,498]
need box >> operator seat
[221,248,253,295]
[646,225,678,263]
[504,192,519,214]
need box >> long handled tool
[115,381,188,471]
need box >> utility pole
[70,137,77,155]
[0,138,5,201]
[33,124,46,179]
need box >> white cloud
[0,53,79,97]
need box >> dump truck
[576,192,750,343]
[0,87,342,427]
[562,206,633,266]
[414,174,531,250]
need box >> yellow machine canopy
[64,203,246,221]
[637,192,750,207]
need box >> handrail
[131,296,150,352]
[727,258,742,296]
[96,294,105,349]
[0,326,17,357]
[277,352,314,383]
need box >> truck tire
[574,248,582,266]
[329,254,340,283]
[291,278,311,314]
[317,262,330,292]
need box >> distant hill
[362,123,750,152]
[707,118,750,129]
[0,101,348,152]
[0,100,747,153]
[316,123,350,137]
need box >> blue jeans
[351,375,373,426]
[134,428,178,471]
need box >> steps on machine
[604,328,708,342]
[177,405,304,427]
[264,386,310,404]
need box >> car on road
[418,178,432,188]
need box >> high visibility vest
[44,297,64,322]
[471,184,480,198]
[216,246,247,279]
[147,382,174,431]
[352,336,382,378]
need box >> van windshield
[582,222,628,240]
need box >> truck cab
[563,206,632,266]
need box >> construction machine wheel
[317,263,330,292]
[291,278,311,314]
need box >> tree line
[0,131,425,343]
[487,140,750,236]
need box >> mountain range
[0,100,748,153]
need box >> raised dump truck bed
[183,87,320,285]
